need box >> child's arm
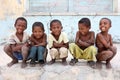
[11,44,23,52]
[97,33,111,49]
[75,32,94,47]
[35,34,47,47]
[53,41,69,49]
[30,34,39,45]
[86,32,95,45]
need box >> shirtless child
[96,18,117,69]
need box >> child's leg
[69,43,83,65]
[83,46,97,68]
[29,46,37,67]
[106,47,117,68]
[96,51,113,62]
[21,45,29,68]
[49,48,59,64]
[83,46,97,62]
[37,46,45,64]
[28,46,37,60]
[59,47,68,65]
[96,50,113,68]
[4,45,18,67]
[106,46,117,63]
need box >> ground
[0,44,120,80]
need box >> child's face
[15,20,26,34]
[51,22,62,36]
[32,26,44,39]
[99,19,111,32]
[78,23,90,35]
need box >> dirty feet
[96,61,102,69]
[69,59,78,66]
[7,60,18,67]
[39,60,45,67]
[48,59,55,65]
[106,62,112,69]
[30,59,36,67]
[62,58,67,65]
[21,61,27,68]
[87,61,96,69]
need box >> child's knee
[50,48,58,56]
[59,47,68,58]
[4,44,11,52]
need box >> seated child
[48,19,69,65]
[4,17,30,68]
[69,18,97,68]
[96,18,117,69]
[28,22,47,66]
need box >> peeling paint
[0,0,24,20]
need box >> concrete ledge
[23,12,120,16]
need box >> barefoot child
[28,22,47,66]
[69,18,97,68]
[96,18,117,68]
[48,19,69,65]
[4,17,30,68]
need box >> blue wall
[0,15,120,43]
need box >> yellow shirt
[48,32,69,48]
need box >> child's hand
[53,41,57,47]
[60,40,64,45]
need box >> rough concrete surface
[0,44,120,80]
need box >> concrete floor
[0,44,120,80]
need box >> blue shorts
[13,52,23,60]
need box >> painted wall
[0,0,120,44]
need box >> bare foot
[7,60,18,67]
[21,62,27,68]
[69,59,78,66]
[106,62,112,69]
[48,59,55,65]
[96,61,102,69]
[62,61,68,66]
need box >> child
[4,17,30,68]
[48,19,69,65]
[28,22,47,66]
[69,18,97,68]
[96,18,117,68]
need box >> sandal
[69,59,78,66]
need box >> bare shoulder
[76,31,80,35]
[89,31,95,36]
[89,31,95,34]
[96,33,102,37]
[44,33,47,37]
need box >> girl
[4,17,29,68]
[28,22,47,66]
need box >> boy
[4,17,29,68]
[48,19,69,65]
[96,18,117,69]
[69,18,97,68]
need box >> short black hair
[32,22,45,32]
[100,18,111,26]
[78,18,91,29]
[15,17,27,29]
[50,19,62,27]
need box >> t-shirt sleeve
[48,34,53,48]
[7,35,16,44]
[63,32,69,43]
